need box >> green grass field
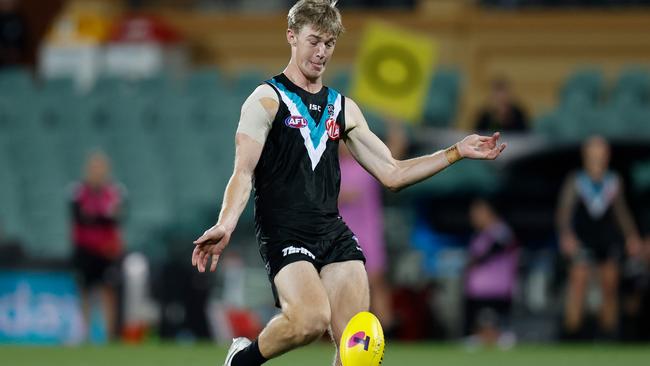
[2,343,650,366]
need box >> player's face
[289,24,336,80]
[86,153,110,187]
[583,137,610,180]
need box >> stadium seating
[41,76,78,96]
[535,67,650,141]
[0,144,25,240]
[0,67,35,96]
[611,67,650,106]
[422,69,461,128]
[2,64,650,260]
[233,69,267,102]
[183,67,225,100]
[559,68,603,108]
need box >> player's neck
[283,62,322,94]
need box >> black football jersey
[254,73,348,243]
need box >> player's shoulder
[343,96,364,130]
[343,96,361,114]
[241,84,280,115]
[250,83,279,101]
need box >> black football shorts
[258,225,366,307]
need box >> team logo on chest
[284,115,308,128]
[325,103,340,140]
[326,118,340,140]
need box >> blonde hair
[288,0,344,38]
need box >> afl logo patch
[284,115,307,128]
[326,118,340,140]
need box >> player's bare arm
[612,183,642,256]
[192,85,279,272]
[556,173,580,257]
[343,97,506,192]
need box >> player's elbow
[382,175,404,193]
[378,164,406,192]
[385,182,402,193]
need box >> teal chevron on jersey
[267,78,342,170]
[267,79,341,148]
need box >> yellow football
[339,311,385,366]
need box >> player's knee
[294,318,329,344]
[292,308,331,344]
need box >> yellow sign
[351,22,438,123]
[46,0,118,45]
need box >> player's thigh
[320,260,369,342]
[274,261,331,324]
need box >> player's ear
[287,28,297,47]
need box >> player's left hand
[625,235,643,258]
[458,132,507,160]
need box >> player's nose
[315,43,326,58]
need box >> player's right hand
[192,224,231,272]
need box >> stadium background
[1,0,650,364]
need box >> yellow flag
[351,22,437,123]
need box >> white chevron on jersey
[268,84,342,170]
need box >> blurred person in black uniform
[0,0,27,67]
[556,136,642,339]
[475,77,529,132]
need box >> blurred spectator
[474,77,529,132]
[463,197,519,348]
[70,150,126,341]
[556,136,642,339]
[338,119,407,335]
[0,0,28,67]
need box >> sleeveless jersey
[572,170,623,247]
[254,73,348,243]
